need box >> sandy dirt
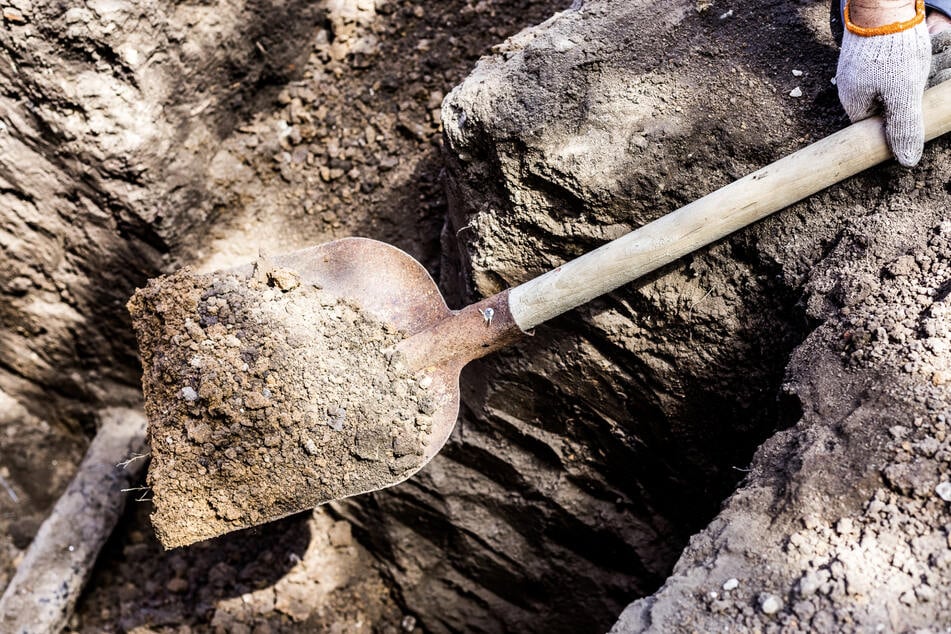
[128,262,433,548]
[4,1,567,632]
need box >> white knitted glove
[836,4,931,166]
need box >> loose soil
[41,2,568,631]
[129,261,433,548]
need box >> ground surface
[6,0,951,632]
[431,0,951,631]
[1,0,567,631]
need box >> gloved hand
[836,0,931,166]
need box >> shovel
[140,81,951,547]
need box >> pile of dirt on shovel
[127,260,435,548]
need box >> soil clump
[128,261,432,548]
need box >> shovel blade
[130,239,463,548]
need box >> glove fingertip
[893,143,923,167]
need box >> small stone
[2,7,25,22]
[417,396,436,415]
[936,481,951,502]
[267,268,300,292]
[798,571,822,597]
[916,584,936,602]
[759,593,782,615]
[789,87,803,98]
[181,386,198,402]
[327,406,346,430]
[889,425,908,439]
[792,69,803,76]
[835,517,854,536]
[302,438,318,455]
[723,578,739,591]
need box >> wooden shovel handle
[508,80,951,331]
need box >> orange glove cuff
[845,0,925,36]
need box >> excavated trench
[5,0,951,632]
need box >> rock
[759,593,782,615]
[2,6,25,22]
[722,578,739,591]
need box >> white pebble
[181,386,198,402]
[789,87,803,98]
[723,578,739,591]
[936,481,951,502]
[418,375,433,389]
[792,69,803,77]
[760,593,782,615]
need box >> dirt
[616,216,951,632]
[128,261,433,548]
[22,1,567,631]
[10,0,951,632]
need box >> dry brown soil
[129,263,432,549]
[21,0,570,632]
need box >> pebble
[936,481,951,502]
[723,577,739,591]
[792,69,803,76]
[181,386,198,402]
[789,87,802,98]
[759,593,782,615]
[2,7,25,22]
[835,517,854,536]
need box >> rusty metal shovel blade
[132,81,951,547]
[131,237,521,548]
